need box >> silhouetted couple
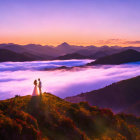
[32,78,42,96]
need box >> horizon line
[0,42,140,48]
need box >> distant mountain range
[65,76,140,116]
[1,42,140,62]
[88,49,140,65]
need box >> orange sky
[0,0,140,47]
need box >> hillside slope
[0,49,38,62]
[88,49,140,65]
[65,76,140,116]
[0,93,140,140]
[0,44,55,59]
[56,53,89,60]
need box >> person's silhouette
[32,80,39,96]
[38,78,42,96]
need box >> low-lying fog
[0,59,140,100]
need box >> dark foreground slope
[65,76,140,116]
[0,93,140,140]
[88,49,140,65]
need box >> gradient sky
[0,0,140,46]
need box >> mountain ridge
[56,53,90,60]
[1,43,140,62]
[65,75,140,116]
[88,49,140,65]
[0,49,39,62]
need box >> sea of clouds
[0,60,140,100]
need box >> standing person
[32,80,39,96]
[38,78,42,96]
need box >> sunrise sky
[0,0,140,46]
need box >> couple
[32,78,42,96]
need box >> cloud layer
[0,60,140,100]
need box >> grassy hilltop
[0,93,140,140]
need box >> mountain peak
[58,42,70,47]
